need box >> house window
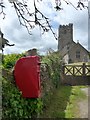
[76,51,80,58]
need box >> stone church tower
[58,23,89,63]
[58,23,73,51]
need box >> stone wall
[40,64,53,98]
[68,43,89,63]
[60,75,90,85]
[2,68,14,83]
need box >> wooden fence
[60,63,90,85]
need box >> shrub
[2,52,43,119]
[2,53,25,69]
[2,78,43,119]
[42,51,62,88]
[2,51,62,118]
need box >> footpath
[78,88,88,118]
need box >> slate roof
[61,41,89,57]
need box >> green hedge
[42,51,62,88]
[2,53,43,119]
[2,78,43,119]
[3,53,25,69]
[2,51,62,118]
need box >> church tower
[58,23,73,51]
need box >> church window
[76,51,80,58]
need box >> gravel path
[78,88,88,118]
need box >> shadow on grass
[40,86,72,118]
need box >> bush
[42,51,62,88]
[2,53,25,69]
[2,51,62,118]
[2,78,43,119]
[2,53,43,119]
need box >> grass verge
[41,86,88,118]
[65,86,88,118]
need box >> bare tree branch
[0,0,88,40]
[0,0,6,19]
[77,1,88,10]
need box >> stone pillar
[26,48,37,56]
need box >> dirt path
[78,88,88,118]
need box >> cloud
[0,0,89,54]
[88,1,90,51]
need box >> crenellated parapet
[58,23,73,51]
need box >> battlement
[59,23,73,29]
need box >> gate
[60,63,90,85]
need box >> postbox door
[14,56,41,98]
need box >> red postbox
[14,56,41,98]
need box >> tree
[0,0,88,40]
[0,30,15,52]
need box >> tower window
[67,43,70,50]
[76,51,80,58]
[67,46,69,50]
[64,30,67,34]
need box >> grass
[65,86,87,118]
[41,86,88,118]
[41,86,72,118]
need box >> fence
[60,63,90,85]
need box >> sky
[88,1,90,51]
[0,0,89,55]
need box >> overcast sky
[0,0,89,55]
